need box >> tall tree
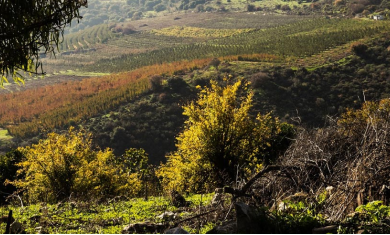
[0,0,87,84]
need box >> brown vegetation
[243,99,390,221]
[1,59,212,138]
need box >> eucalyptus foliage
[0,0,87,84]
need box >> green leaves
[0,0,86,83]
[355,201,390,223]
[339,201,390,233]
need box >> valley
[1,0,390,233]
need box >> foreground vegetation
[2,83,390,233]
[0,194,214,234]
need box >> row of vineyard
[184,13,313,30]
[60,27,203,55]
[60,24,116,51]
[106,31,203,50]
[3,59,212,138]
[84,19,390,73]
[150,26,254,38]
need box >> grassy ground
[0,194,215,234]
[0,129,13,149]
[0,129,12,141]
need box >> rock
[122,222,166,234]
[157,212,178,221]
[206,220,236,234]
[10,221,25,234]
[164,227,189,234]
[312,225,338,234]
[235,202,267,234]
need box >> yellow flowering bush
[9,128,143,203]
[157,79,294,193]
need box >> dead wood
[5,210,12,234]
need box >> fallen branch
[223,165,286,199]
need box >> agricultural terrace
[84,18,390,73]
[0,59,211,138]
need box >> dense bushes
[157,79,294,193]
[8,128,144,203]
[248,98,390,223]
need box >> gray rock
[122,222,166,234]
[235,202,267,233]
[206,220,236,234]
[10,221,25,234]
[157,212,178,221]
[164,227,189,234]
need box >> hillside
[2,4,390,234]
[0,14,389,157]
[64,0,390,36]
[76,33,390,164]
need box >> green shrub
[339,201,390,233]
[272,200,325,233]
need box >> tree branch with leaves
[0,0,87,85]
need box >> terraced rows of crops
[184,13,314,29]
[59,13,312,53]
[5,59,212,138]
[106,31,203,50]
[150,26,254,38]
[84,18,390,73]
[60,24,116,51]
